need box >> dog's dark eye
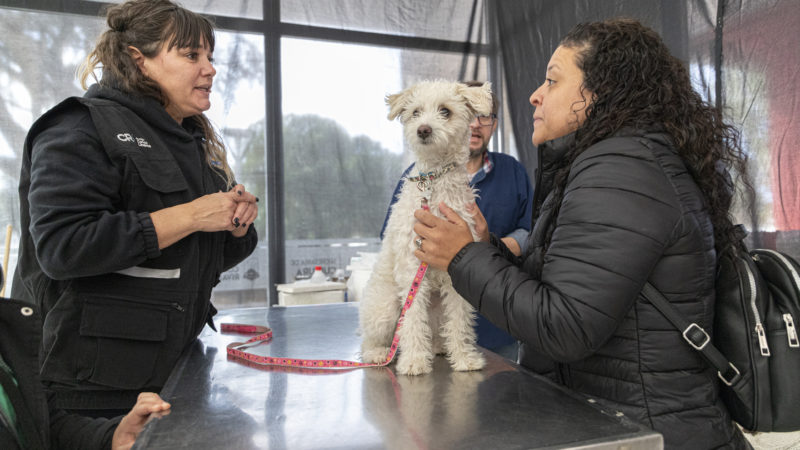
[440,107,451,118]
[412,109,420,117]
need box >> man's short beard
[469,144,488,159]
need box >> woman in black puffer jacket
[412,19,751,449]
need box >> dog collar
[407,162,457,185]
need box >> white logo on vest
[116,133,151,148]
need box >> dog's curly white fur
[360,80,492,375]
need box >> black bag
[642,229,800,432]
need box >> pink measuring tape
[225,200,433,370]
[225,201,433,370]
[224,261,427,369]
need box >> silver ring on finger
[414,237,423,250]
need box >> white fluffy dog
[359,80,492,375]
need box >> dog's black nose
[417,125,432,139]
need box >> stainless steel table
[133,303,662,449]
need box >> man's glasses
[474,114,497,126]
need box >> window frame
[0,0,499,304]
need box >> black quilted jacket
[448,130,747,449]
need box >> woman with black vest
[412,19,751,449]
[12,0,258,418]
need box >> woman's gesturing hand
[151,184,259,249]
[111,392,171,450]
[228,184,259,237]
[190,184,258,235]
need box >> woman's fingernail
[255,197,260,202]
[234,218,240,227]
[237,190,243,195]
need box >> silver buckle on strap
[718,363,741,386]
[682,323,710,350]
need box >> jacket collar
[528,132,575,227]
[470,151,494,184]
[537,132,575,175]
[85,84,197,140]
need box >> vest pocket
[78,295,185,389]
[129,153,188,194]
[122,153,189,213]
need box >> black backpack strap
[641,283,742,386]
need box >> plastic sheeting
[495,0,800,256]
[282,0,486,43]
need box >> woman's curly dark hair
[546,18,750,253]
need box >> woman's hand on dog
[413,201,488,271]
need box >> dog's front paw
[449,350,486,372]
[396,353,433,376]
[361,346,391,364]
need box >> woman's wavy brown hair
[547,18,750,253]
[78,0,233,187]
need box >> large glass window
[0,1,493,307]
[280,37,487,282]
[204,31,268,308]
[0,8,266,303]
[0,8,105,289]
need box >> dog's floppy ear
[385,87,412,121]
[458,82,493,117]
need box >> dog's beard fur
[359,80,493,375]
